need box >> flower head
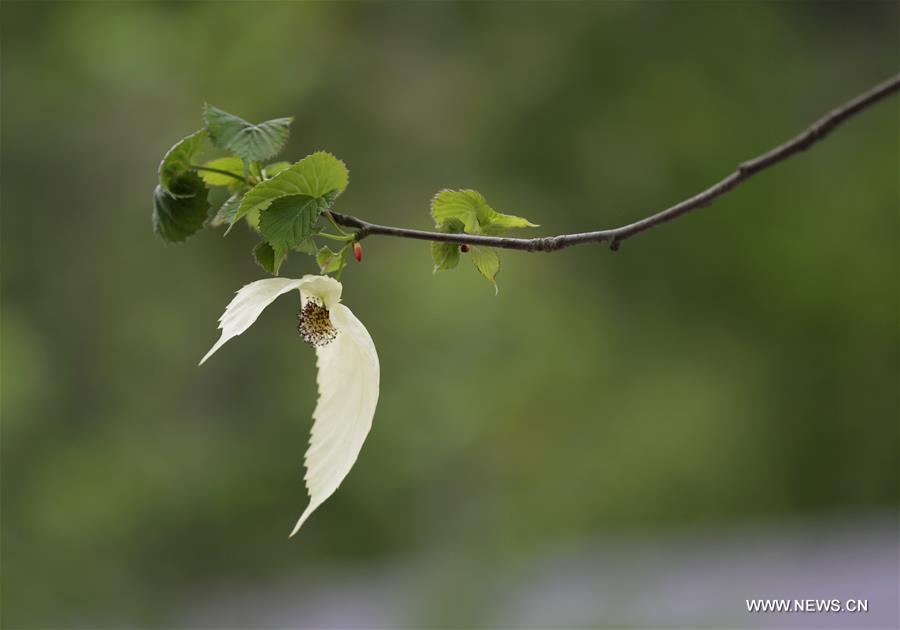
[297,298,338,346]
[200,275,379,536]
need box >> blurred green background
[1,2,897,628]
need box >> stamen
[297,298,338,347]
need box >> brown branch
[332,73,900,253]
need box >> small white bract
[200,275,380,537]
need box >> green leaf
[470,246,500,293]
[316,246,346,274]
[431,189,537,235]
[233,151,349,226]
[480,212,539,235]
[431,241,461,272]
[198,157,245,187]
[152,172,210,244]
[429,191,532,290]
[431,218,464,272]
[245,207,261,232]
[211,192,243,227]
[258,194,329,273]
[203,104,293,162]
[431,189,482,232]
[253,241,276,274]
[293,237,318,255]
[158,129,206,196]
[263,161,292,178]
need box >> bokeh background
[1,2,897,628]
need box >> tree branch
[332,73,899,253]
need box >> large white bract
[200,275,379,536]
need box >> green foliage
[258,195,331,273]
[244,207,262,232]
[430,217,464,271]
[431,241,461,272]
[154,128,213,244]
[316,246,346,274]
[153,108,533,285]
[203,104,293,162]
[233,151,348,226]
[198,157,245,187]
[252,241,276,274]
[470,246,500,293]
[263,161,292,178]
[211,193,243,228]
[153,106,362,273]
[152,172,210,244]
[293,237,318,255]
[431,189,537,235]
[158,130,206,196]
[430,190,536,289]
[483,211,539,235]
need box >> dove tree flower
[153,107,537,538]
[154,86,899,537]
[199,275,379,536]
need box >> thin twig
[331,73,900,253]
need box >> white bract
[200,275,379,537]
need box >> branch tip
[323,74,899,256]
